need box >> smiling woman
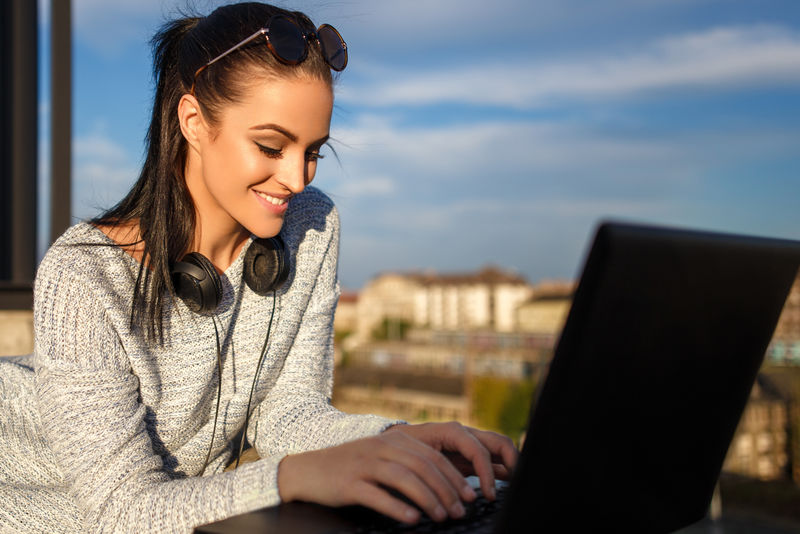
[0,2,515,533]
[181,77,333,245]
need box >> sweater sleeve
[33,254,284,533]
[252,199,402,456]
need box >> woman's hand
[383,422,517,501]
[277,422,517,525]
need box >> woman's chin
[245,219,285,240]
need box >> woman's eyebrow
[250,124,329,147]
[250,123,297,142]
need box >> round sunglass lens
[318,25,347,71]
[268,16,306,63]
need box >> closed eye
[255,142,282,159]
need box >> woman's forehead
[219,76,333,137]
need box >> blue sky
[39,0,800,289]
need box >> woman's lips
[253,189,290,213]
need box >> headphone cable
[202,315,224,473]
[235,289,277,469]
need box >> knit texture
[0,187,398,533]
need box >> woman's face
[185,75,334,240]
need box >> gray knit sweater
[0,187,397,533]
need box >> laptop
[196,221,800,534]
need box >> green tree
[471,376,536,446]
[371,318,411,340]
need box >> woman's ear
[178,94,206,153]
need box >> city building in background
[767,273,800,364]
[724,374,790,481]
[353,266,535,346]
[334,268,800,488]
[336,266,567,444]
[516,280,575,335]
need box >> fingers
[278,423,519,526]
[384,422,519,501]
[476,428,519,471]
[444,452,513,481]
[429,422,497,500]
[378,434,475,521]
[466,427,517,498]
[373,459,452,523]
[492,463,512,480]
[351,480,421,524]
[380,433,474,517]
[466,427,518,477]
[428,423,518,500]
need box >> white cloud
[62,0,800,288]
[74,133,131,162]
[367,196,669,235]
[340,25,800,109]
[331,174,397,198]
[328,114,698,189]
[325,110,800,286]
[72,0,203,55]
[322,0,710,61]
[328,112,800,211]
[72,132,139,219]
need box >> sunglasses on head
[191,15,347,94]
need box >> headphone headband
[171,236,290,313]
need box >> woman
[0,3,516,532]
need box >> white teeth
[255,191,286,205]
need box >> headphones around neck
[171,235,290,313]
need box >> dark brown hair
[91,3,334,343]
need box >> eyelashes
[255,142,282,158]
[255,142,325,162]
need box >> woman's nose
[276,157,309,194]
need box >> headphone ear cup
[171,252,223,313]
[244,235,290,295]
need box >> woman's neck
[191,222,251,274]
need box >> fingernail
[463,485,476,500]
[405,508,420,523]
[450,502,465,518]
[434,505,447,521]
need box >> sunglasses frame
[190,15,347,95]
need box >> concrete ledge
[0,310,34,356]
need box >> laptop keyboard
[343,485,507,534]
